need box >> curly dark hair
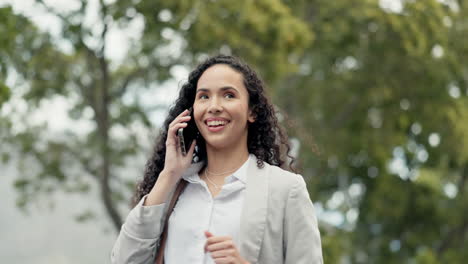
[133,55,295,204]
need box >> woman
[111,55,323,264]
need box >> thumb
[204,230,213,238]
[204,230,214,253]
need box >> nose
[207,97,223,114]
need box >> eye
[224,93,235,99]
[198,94,209,100]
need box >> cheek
[239,103,251,118]
[193,106,204,125]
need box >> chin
[204,139,230,150]
[202,136,236,151]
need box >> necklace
[204,169,221,190]
[206,167,238,176]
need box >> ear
[248,109,256,123]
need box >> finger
[178,109,190,117]
[166,123,188,146]
[204,236,235,252]
[169,115,191,128]
[204,230,213,238]
[211,256,235,264]
[207,240,235,252]
[210,249,236,258]
[174,109,191,121]
[204,231,214,252]
[168,109,191,128]
[206,235,232,245]
[167,122,188,137]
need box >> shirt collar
[231,154,253,184]
[182,154,254,184]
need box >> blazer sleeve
[283,176,323,264]
[111,196,167,264]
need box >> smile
[206,120,228,127]
[204,118,230,132]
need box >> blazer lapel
[239,157,269,263]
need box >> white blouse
[164,155,251,264]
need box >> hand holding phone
[146,109,197,205]
[177,107,196,156]
[178,127,188,156]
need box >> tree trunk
[96,51,123,232]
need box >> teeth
[207,120,227,126]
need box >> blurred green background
[1,0,467,263]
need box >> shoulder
[260,162,307,196]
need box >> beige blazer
[111,158,323,264]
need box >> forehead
[197,64,245,90]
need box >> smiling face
[193,64,255,151]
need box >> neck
[204,143,249,179]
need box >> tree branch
[112,68,147,98]
[67,147,99,179]
[37,0,123,232]
[92,0,123,232]
[98,0,109,58]
[36,0,68,22]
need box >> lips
[204,118,230,132]
[207,120,228,127]
[205,118,230,127]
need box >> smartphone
[177,107,197,156]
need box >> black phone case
[179,108,198,155]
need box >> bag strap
[155,179,188,264]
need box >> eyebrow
[196,86,239,94]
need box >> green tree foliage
[0,0,310,233]
[278,0,468,263]
[1,0,467,262]
[0,82,9,105]
[0,6,19,105]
